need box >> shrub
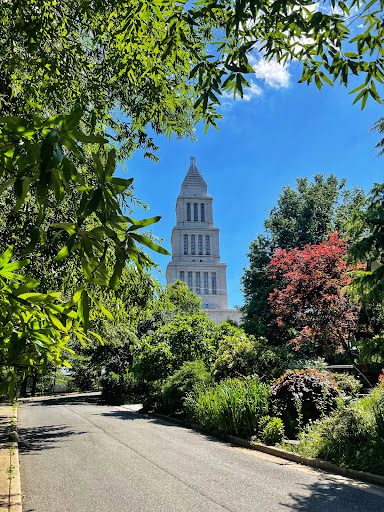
[101,371,140,405]
[185,377,269,439]
[257,416,285,445]
[296,390,384,475]
[213,335,292,382]
[331,373,362,398]
[378,370,384,389]
[358,386,384,440]
[288,357,328,371]
[357,385,384,412]
[142,380,163,412]
[157,360,213,414]
[269,369,339,438]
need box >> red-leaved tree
[268,233,362,355]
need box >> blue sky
[120,59,384,308]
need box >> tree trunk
[31,371,38,397]
[20,375,28,397]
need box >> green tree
[0,1,200,157]
[349,183,384,305]
[136,280,203,338]
[3,0,384,141]
[242,175,364,339]
[164,280,202,315]
[0,110,170,396]
[347,183,384,362]
[134,315,220,382]
[2,0,382,396]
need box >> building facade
[166,157,241,325]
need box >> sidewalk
[0,405,21,512]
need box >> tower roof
[179,157,208,197]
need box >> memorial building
[166,157,241,325]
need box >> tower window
[184,234,188,254]
[205,235,210,255]
[198,235,203,255]
[201,203,205,222]
[204,272,208,294]
[196,272,200,294]
[187,203,191,221]
[212,273,216,295]
[191,235,195,255]
[194,203,198,221]
[188,271,192,290]
[180,271,184,281]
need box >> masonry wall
[205,309,242,326]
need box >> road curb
[0,404,22,512]
[141,410,384,489]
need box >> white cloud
[217,51,290,105]
[220,101,233,111]
[221,80,263,103]
[249,55,290,89]
[243,80,263,100]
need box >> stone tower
[166,157,229,310]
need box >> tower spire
[180,156,208,197]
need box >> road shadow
[280,478,384,511]
[19,424,87,454]
[97,409,139,421]
[23,393,102,408]
[98,408,243,448]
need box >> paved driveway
[19,394,384,511]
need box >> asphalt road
[19,393,384,512]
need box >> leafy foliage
[153,360,213,415]
[212,334,292,382]
[241,175,364,339]
[348,183,384,306]
[3,0,384,144]
[134,315,220,382]
[0,247,82,400]
[136,280,203,338]
[101,371,141,405]
[257,416,285,446]
[297,387,384,475]
[162,280,202,315]
[329,373,362,398]
[185,378,269,439]
[0,110,170,395]
[270,369,340,437]
[0,1,200,156]
[269,233,361,355]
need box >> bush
[213,335,292,382]
[185,377,269,439]
[331,373,362,398]
[296,389,384,475]
[378,370,384,388]
[142,360,212,414]
[257,416,285,445]
[269,369,340,438]
[101,371,140,405]
[160,360,213,414]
